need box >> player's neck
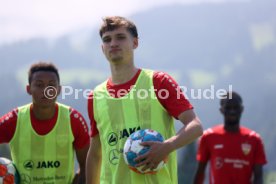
[31,103,56,121]
[224,123,240,132]
[110,64,138,85]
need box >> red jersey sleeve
[0,109,18,143]
[153,71,193,119]
[196,130,211,163]
[87,91,99,137]
[252,133,267,165]
[69,108,90,149]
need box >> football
[123,129,167,174]
[0,157,19,184]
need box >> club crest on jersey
[241,143,251,155]
[215,157,223,169]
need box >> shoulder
[0,108,18,123]
[198,125,223,145]
[153,71,171,81]
[94,80,108,91]
[152,70,180,89]
[87,90,94,102]
[202,125,224,137]
[0,108,18,128]
[152,70,182,89]
[69,108,85,121]
[240,126,262,140]
[69,108,89,131]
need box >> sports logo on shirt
[241,143,252,155]
[20,173,31,184]
[24,160,34,170]
[109,149,121,165]
[214,144,223,149]
[107,132,118,146]
[215,157,223,169]
[23,160,61,170]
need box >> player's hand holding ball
[123,129,169,174]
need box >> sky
[0,0,247,45]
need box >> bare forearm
[78,170,86,184]
[86,137,102,184]
[193,171,205,184]
[253,164,264,184]
[86,152,101,184]
[194,162,207,184]
[72,170,85,184]
[253,173,263,184]
[75,145,89,184]
[165,117,202,152]
[253,178,263,184]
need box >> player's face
[220,99,243,125]
[27,71,60,108]
[101,26,138,64]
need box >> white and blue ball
[123,129,167,174]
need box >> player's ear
[133,37,138,49]
[57,85,61,96]
[240,105,244,113]
[26,85,31,95]
[219,106,224,115]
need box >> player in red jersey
[194,91,267,184]
[0,62,90,184]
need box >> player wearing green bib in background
[0,62,90,184]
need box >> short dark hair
[220,91,243,106]
[99,16,138,38]
[28,62,60,84]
